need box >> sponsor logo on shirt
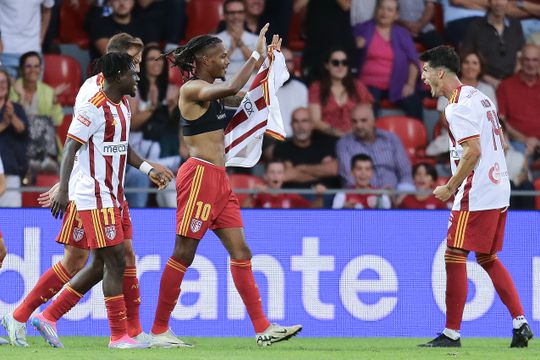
[488,162,508,184]
[77,113,91,127]
[102,141,128,155]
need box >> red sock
[151,257,188,335]
[230,259,270,333]
[123,267,142,337]
[42,285,83,323]
[105,295,128,341]
[477,253,524,318]
[445,250,468,331]
[13,262,72,323]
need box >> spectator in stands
[10,52,64,183]
[397,0,443,50]
[496,44,540,153]
[302,0,357,83]
[308,49,373,137]
[0,0,54,78]
[350,0,377,26]
[245,0,265,34]
[354,0,424,121]
[273,107,340,191]
[216,0,259,91]
[461,0,525,89]
[336,103,413,189]
[0,68,29,207]
[439,0,486,48]
[277,47,308,137]
[332,154,392,209]
[397,162,447,209]
[501,0,540,39]
[243,160,325,208]
[127,44,180,207]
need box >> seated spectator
[397,0,443,49]
[273,107,340,191]
[277,47,308,137]
[216,0,259,91]
[461,0,525,89]
[332,154,391,209]
[350,0,377,26]
[243,160,325,208]
[354,0,424,120]
[127,44,181,207]
[496,44,540,154]
[308,48,373,137]
[336,103,414,189]
[10,51,64,181]
[397,162,447,209]
[0,68,29,207]
[439,0,486,48]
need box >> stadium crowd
[0,0,539,210]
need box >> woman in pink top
[308,49,373,137]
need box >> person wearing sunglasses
[308,49,374,137]
[354,0,424,121]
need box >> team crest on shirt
[105,225,116,240]
[72,227,84,242]
[190,219,203,233]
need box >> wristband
[139,161,153,175]
[250,50,261,62]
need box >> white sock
[513,316,528,329]
[443,328,460,340]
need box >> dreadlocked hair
[95,52,135,80]
[159,35,222,80]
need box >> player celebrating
[1,33,174,348]
[418,46,533,348]
[149,25,302,347]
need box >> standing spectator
[336,103,413,188]
[0,69,29,207]
[216,0,259,91]
[397,162,448,209]
[461,0,525,89]
[308,49,373,137]
[273,107,340,190]
[302,0,357,83]
[439,0,486,48]
[0,0,54,78]
[350,0,377,26]
[496,44,540,153]
[10,52,64,182]
[354,0,424,121]
[277,47,308,137]
[242,160,325,209]
[398,0,443,49]
[245,0,265,34]
[332,154,392,209]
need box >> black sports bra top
[181,99,227,136]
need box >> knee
[124,246,136,268]
[62,249,90,276]
[230,244,252,261]
[476,252,497,266]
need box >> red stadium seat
[185,0,223,41]
[43,54,81,107]
[59,0,90,48]
[22,174,60,208]
[535,178,540,210]
[288,8,306,52]
[228,174,264,204]
[376,115,430,163]
[380,98,398,109]
[423,97,437,110]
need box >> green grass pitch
[1,337,539,360]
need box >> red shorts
[56,201,89,250]
[77,201,133,250]
[447,208,508,254]
[176,158,243,240]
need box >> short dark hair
[413,162,438,181]
[419,45,460,74]
[19,51,41,70]
[223,0,244,13]
[106,33,144,54]
[95,52,135,80]
[351,154,373,169]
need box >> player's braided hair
[95,52,135,80]
[159,35,222,80]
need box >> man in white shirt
[0,0,54,77]
[216,0,259,91]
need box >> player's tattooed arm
[51,138,82,218]
[223,94,244,108]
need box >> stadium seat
[380,99,398,109]
[185,0,223,41]
[288,8,306,52]
[228,174,264,204]
[22,173,60,208]
[376,115,431,164]
[423,97,437,110]
[59,0,90,48]
[535,178,540,210]
[43,54,82,107]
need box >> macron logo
[102,141,128,155]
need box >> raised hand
[256,23,270,56]
[268,34,282,53]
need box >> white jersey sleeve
[447,103,480,145]
[67,102,103,145]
